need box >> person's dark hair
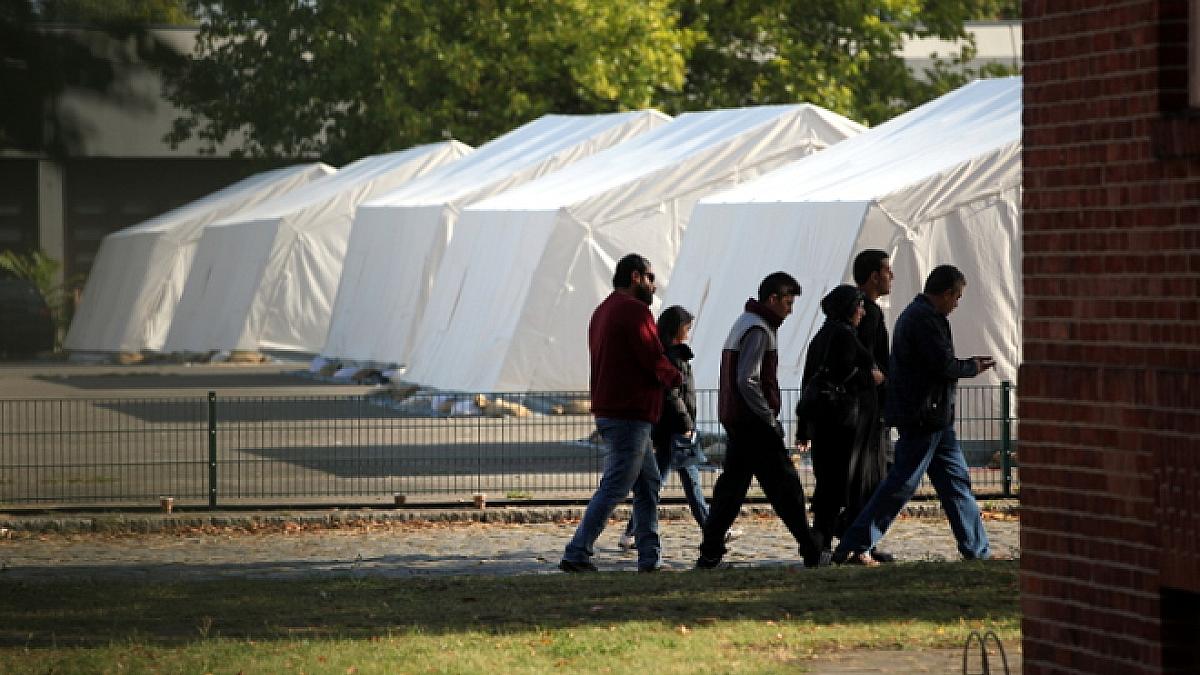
[657,305,694,350]
[612,253,650,289]
[923,264,967,295]
[820,284,864,322]
[757,271,800,301]
[853,249,889,285]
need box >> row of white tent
[67,76,1021,392]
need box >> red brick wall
[1022,0,1200,673]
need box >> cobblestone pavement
[0,509,1018,582]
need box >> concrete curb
[0,500,1018,535]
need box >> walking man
[832,264,995,566]
[696,272,826,569]
[852,249,896,562]
[560,253,681,573]
[853,249,893,419]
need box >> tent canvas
[65,162,334,353]
[321,111,670,367]
[401,104,865,392]
[163,141,472,354]
[666,77,1022,391]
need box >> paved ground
[0,360,366,398]
[0,506,1019,581]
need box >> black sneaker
[637,564,663,573]
[558,559,599,573]
[801,550,833,569]
[694,555,730,570]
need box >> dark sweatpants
[699,419,823,566]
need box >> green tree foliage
[969,0,1021,19]
[162,1,1018,163]
[672,0,1018,125]
[33,0,192,25]
[163,0,693,164]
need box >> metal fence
[0,384,1017,510]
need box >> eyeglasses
[642,271,655,282]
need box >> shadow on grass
[0,561,1018,646]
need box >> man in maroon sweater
[560,253,681,573]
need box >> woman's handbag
[800,372,859,427]
[797,330,860,428]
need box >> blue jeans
[834,424,990,560]
[625,441,709,535]
[563,418,662,568]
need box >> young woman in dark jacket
[619,305,740,549]
[797,284,884,552]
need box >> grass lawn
[0,560,1018,674]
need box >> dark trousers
[809,421,854,547]
[699,419,822,566]
[811,418,887,549]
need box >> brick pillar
[1022,1,1200,673]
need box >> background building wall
[1022,0,1200,672]
[0,26,268,286]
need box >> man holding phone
[831,264,995,566]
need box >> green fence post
[1001,380,1013,498]
[208,391,217,510]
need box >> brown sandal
[846,551,880,567]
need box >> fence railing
[0,384,1017,510]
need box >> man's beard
[634,283,654,305]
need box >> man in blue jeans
[560,253,681,573]
[832,264,995,566]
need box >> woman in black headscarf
[797,284,885,553]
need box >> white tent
[322,111,669,366]
[64,163,334,353]
[401,104,866,392]
[666,77,1022,391]
[162,141,471,354]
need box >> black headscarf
[820,284,864,325]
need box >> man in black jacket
[853,250,893,412]
[832,264,995,566]
[851,250,895,562]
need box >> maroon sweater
[588,291,681,423]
